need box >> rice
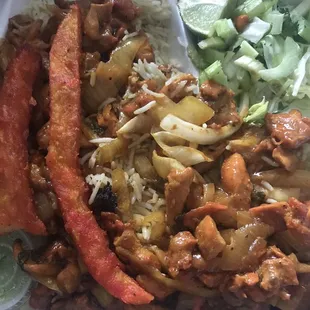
[122,31,138,41]
[142,84,164,97]
[98,97,117,110]
[88,149,99,169]
[170,80,187,98]
[266,198,278,204]
[261,181,274,192]
[86,173,112,205]
[89,137,115,144]
[134,100,157,115]
[80,151,94,165]
[133,0,171,64]
[261,156,280,167]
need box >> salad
[0,0,310,310]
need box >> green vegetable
[234,55,265,75]
[239,40,259,58]
[298,18,310,42]
[292,47,310,97]
[214,19,238,43]
[241,17,271,44]
[199,60,228,86]
[259,37,301,82]
[290,0,310,23]
[200,48,226,64]
[244,97,269,123]
[234,0,272,18]
[260,35,285,68]
[198,37,226,50]
[187,44,207,70]
[263,10,284,35]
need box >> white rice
[133,0,172,64]
[86,173,112,205]
[88,149,99,169]
[89,138,115,144]
[98,98,117,110]
[261,156,280,167]
[266,198,278,204]
[133,59,167,87]
[170,80,187,98]
[80,151,94,165]
[134,100,157,115]
[122,31,138,41]
[261,181,274,192]
[142,84,164,97]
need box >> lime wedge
[178,0,234,36]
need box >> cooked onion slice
[160,114,242,145]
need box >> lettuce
[244,97,269,123]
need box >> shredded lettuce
[199,60,228,86]
[234,55,265,75]
[298,18,310,42]
[283,99,310,117]
[241,17,271,44]
[239,40,259,58]
[214,19,238,43]
[244,97,269,123]
[260,35,285,69]
[259,37,301,81]
[292,47,310,97]
[263,10,284,35]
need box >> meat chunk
[207,88,240,126]
[160,73,197,102]
[113,0,140,21]
[249,202,287,232]
[221,153,253,210]
[115,229,161,270]
[200,80,226,101]
[167,231,197,277]
[29,284,56,310]
[195,215,226,261]
[165,168,194,225]
[51,294,101,310]
[198,272,226,288]
[265,110,310,149]
[183,202,228,230]
[272,146,298,172]
[0,46,46,235]
[122,92,155,117]
[259,257,299,292]
[135,40,154,63]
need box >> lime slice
[178,0,233,36]
[0,231,33,310]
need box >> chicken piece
[135,39,154,63]
[207,88,240,127]
[0,46,46,235]
[29,284,56,310]
[167,231,197,278]
[229,272,260,293]
[183,202,228,230]
[84,3,113,40]
[83,52,101,73]
[195,215,226,261]
[186,183,204,210]
[122,92,155,117]
[259,257,299,292]
[200,80,226,101]
[198,272,226,289]
[160,73,197,102]
[115,229,161,270]
[113,0,140,21]
[249,202,287,232]
[136,274,175,300]
[221,153,253,210]
[272,146,298,172]
[254,138,275,153]
[97,104,118,137]
[265,110,310,149]
[234,15,250,32]
[165,168,194,226]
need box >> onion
[160,114,242,145]
[252,169,310,188]
[96,137,128,164]
[152,151,185,179]
[149,95,214,125]
[153,132,212,166]
[117,114,153,135]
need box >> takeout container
[0,0,196,309]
